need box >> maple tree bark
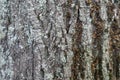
[0,0,120,80]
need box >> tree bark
[0,0,120,80]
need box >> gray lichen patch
[0,27,6,39]
[0,45,14,80]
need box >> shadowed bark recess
[71,8,84,80]
[90,2,104,80]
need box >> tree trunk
[0,0,120,80]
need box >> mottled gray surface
[0,0,120,80]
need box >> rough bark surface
[0,0,120,80]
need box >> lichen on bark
[0,0,120,80]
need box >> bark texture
[0,0,120,80]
